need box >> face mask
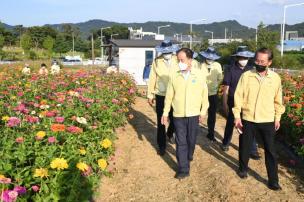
[238,60,248,67]
[178,62,188,71]
[206,59,214,65]
[255,64,267,72]
[163,54,172,61]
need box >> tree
[53,34,70,54]
[99,25,129,42]
[257,22,280,50]
[0,35,4,48]
[20,34,32,53]
[43,36,55,57]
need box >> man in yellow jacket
[147,40,179,155]
[233,48,285,190]
[162,48,209,179]
[199,47,222,142]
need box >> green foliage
[43,36,55,58]
[0,34,4,48]
[20,34,32,52]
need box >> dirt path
[96,97,304,202]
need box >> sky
[0,0,304,28]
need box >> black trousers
[207,95,218,139]
[156,95,174,150]
[239,120,278,184]
[222,96,258,154]
[173,116,199,174]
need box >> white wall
[119,47,156,85]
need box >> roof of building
[110,39,163,48]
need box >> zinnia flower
[67,126,83,134]
[51,124,65,132]
[0,175,11,184]
[36,131,46,140]
[100,138,112,149]
[79,148,86,155]
[15,137,24,143]
[76,162,89,172]
[48,136,56,144]
[33,168,49,178]
[7,117,21,127]
[50,158,68,170]
[97,159,107,170]
[55,117,65,123]
[31,185,40,192]
[76,117,87,125]
[1,190,18,202]
[13,186,26,195]
[2,116,10,122]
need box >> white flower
[40,105,50,110]
[76,117,87,125]
[56,104,62,107]
[76,81,80,84]
[31,111,36,115]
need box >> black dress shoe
[268,183,282,191]
[250,153,261,160]
[207,136,217,142]
[220,144,229,151]
[158,149,166,156]
[175,172,190,179]
[237,170,248,179]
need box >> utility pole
[91,33,95,65]
[225,28,227,40]
[72,32,75,57]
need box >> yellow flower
[25,83,31,88]
[50,158,68,170]
[34,168,49,178]
[2,116,10,122]
[36,131,46,139]
[100,138,112,149]
[79,148,86,155]
[10,96,16,100]
[76,162,89,172]
[98,159,107,170]
[0,174,5,179]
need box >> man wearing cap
[161,48,209,179]
[221,46,260,160]
[147,40,179,156]
[233,48,285,190]
[199,47,222,142]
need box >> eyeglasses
[255,59,268,66]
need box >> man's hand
[148,98,155,106]
[161,116,168,126]
[199,115,205,123]
[234,118,243,133]
[275,121,280,131]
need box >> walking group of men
[146,40,285,191]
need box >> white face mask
[206,59,214,65]
[238,60,248,67]
[178,62,188,71]
[163,54,172,61]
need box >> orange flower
[51,124,66,132]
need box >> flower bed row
[280,73,304,158]
[0,67,136,201]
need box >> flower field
[0,67,136,201]
[280,73,304,158]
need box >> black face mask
[255,64,267,72]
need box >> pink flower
[17,92,23,97]
[1,190,18,202]
[48,136,56,144]
[0,177,11,184]
[112,99,119,104]
[13,186,26,195]
[55,117,65,123]
[15,137,24,144]
[67,126,83,134]
[129,88,135,94]
[31,185,40,192]
[26,116,39,124]
[81,166,93,177]
[46,111,56,117]
[7,117,21,127]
